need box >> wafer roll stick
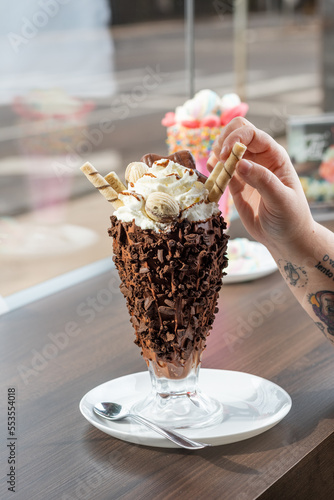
[208,142,247,203]
[105,171,126,193]
[204,160,225,192]
[80,162,124,208]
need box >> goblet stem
[132,360,223,429]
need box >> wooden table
[1,240,334,499]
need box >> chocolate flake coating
[108,215,228,372]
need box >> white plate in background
[224,239,277,284]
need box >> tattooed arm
[209,118,334,344]
[275,224,334,344]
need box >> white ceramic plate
[80,369,292,448]
[224,240,277,284]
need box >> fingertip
[207,152,217,171]
[219,145,229,160]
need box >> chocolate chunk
[157,249,164,263]
[158,306,176,318]
[164,299,175,308]
[120,284,131,297]
[144,296,154,310]
[139,267,150,274]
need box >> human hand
[207,118,314,253]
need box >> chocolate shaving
[144,296,154,310]
[164,299,175,308]
[157,249,164,263]
[139,267,150,274]
[158,306,176,318]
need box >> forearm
[267,221,334,345]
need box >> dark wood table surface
[1,223,334,500]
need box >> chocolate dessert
[81,144,246,382]
[108,151,229,379]
[80,143,246,427]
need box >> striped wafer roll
[208,142,247,203]
[80,162,124,208]
[204,160,225,192]
[105,171,126,193]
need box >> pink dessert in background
[162,89,248,225]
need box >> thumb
[236,159,288,205]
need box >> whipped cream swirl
[114,159,219,231]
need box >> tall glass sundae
[81,145,246,428]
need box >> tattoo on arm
[278,260,308,288]
[314,254,334,280]
[309,290,334,344]
[275,259,334,344]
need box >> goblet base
[131,362,223,429]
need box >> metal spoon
[93,402,211,450]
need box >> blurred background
[0,0,333,300]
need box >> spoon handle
[129,414,210,449]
